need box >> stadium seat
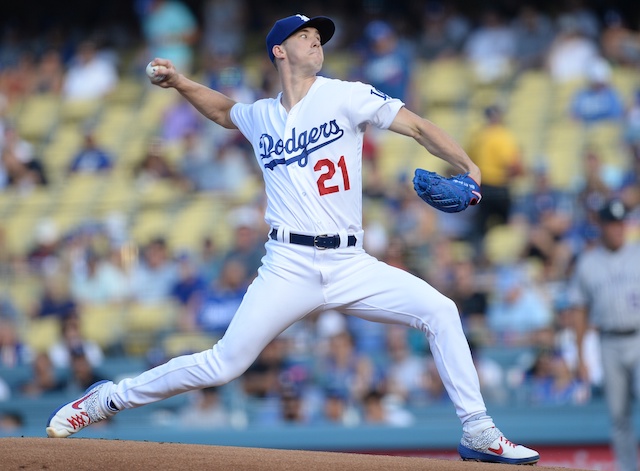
[162,332,219,357]
[121,302,178,356]
[79,303,125,350]
[414,59,471,109]
[15,93,60,141]
[483,222,529,265]
[23,316,61,354]
[59,98,102,124]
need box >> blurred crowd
[1,0,640,430]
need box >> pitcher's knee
[201,346,254,386]
[416,296,461,330]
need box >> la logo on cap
[296,14,310,21]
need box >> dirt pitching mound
[1,438,582,470]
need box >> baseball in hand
[146,61,166,83]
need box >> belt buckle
[314,234,330,249]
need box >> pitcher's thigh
[215,265,324,370]
[338,260,458,330]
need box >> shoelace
[66,411,90,430]
[500,436,517,448]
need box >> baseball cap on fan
[266,14,335,62]
[598,199,627,222]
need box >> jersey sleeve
[230,102,255,141]
[347,81,404,130]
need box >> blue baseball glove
[413,169,482,213]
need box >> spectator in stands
[314,331,381,405]
[65,348,107,394]
[170,250,207,309]
[139,0,198,74]
[515,164,574,227]
[511,4,556,74]
[315,388,352,425]
[486,264,553,346]
[161,97,201,144]
[222,206,267,280]
[570,58,624,125]
[0,292,20,323]
[358,20,414,105]
[193,258,247,336]
[515,166,575,281]
[618,149,640,211]
[361,388,414,427]
[554,295,603,396]
[417,1,470,61]
[623,90,640,161]
[176,131,222,192]
[75,243,134,305]
[277,384,307,424]
[1,125,47,190]
[384,325,428,405]
[27,219,61,274]
[19,352,66,397]
[0,93,8,151]
[600,10,640,67]
[134,138,184,188]
[0,411,24,431]
[68,131,113,174]
[446,259,489,344]
[546,16,599,83]
[202,0,247,59]
[178,387,230,428]
[198,235,224,284]
[557,0,600,40]
[0,316,32,367]
[70,248,127,305]
[523,348,590,406]
[32,49,64,95]
[242,338,286,399]
[465,105,525,238]
[130,237,178,304]
[463,6,516,84]
[468,339,507,405]
[48,315,104,369]
[62,40,118,101]
[577,150,615,224]
[31,275,78,321]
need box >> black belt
[600,329,639,337]
[270,228,356,249]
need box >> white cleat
[458,427,540,465]
[46,380,115,438]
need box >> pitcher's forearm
[173,75,237,129]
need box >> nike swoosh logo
[72,391,97,410]
[488,444,503,455]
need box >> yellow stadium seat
[15,93,61,141]
[122,302,178,356]
[124,302,177,333]
[162,332,218,357]
[80,303,125,349]
[483,222,529,265]
[59,98,101,123]
[23,317,61,354]
[414,59,471,109]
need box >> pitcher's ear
[272,45,285,61]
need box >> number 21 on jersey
[314,156,351,196]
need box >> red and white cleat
[458,427,540,465]
[46,380,116,438]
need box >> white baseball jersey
[230,76,403,234]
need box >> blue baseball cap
[266,14,335,63]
